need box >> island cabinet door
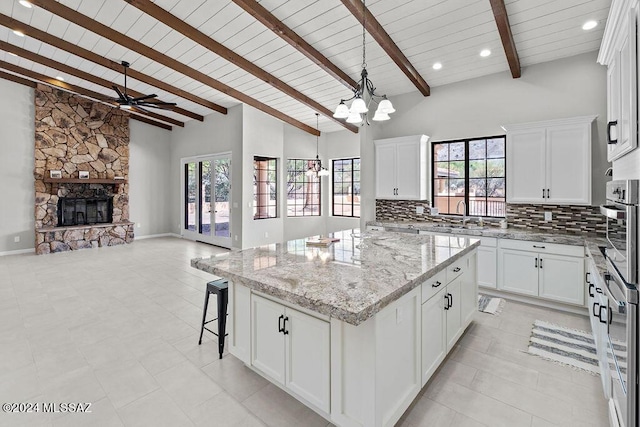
[445,279,463,352]
[285,308,330,413]
[460,253,478,328]
[421,288,446,387]
[251,295,285,384]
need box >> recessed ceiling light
[18,1,32,8]
[582,20,598,30]
[480,49,491,57]
[432,62,442,70]
[55,76,65,81]
[13,30,25,37]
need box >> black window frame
[431,135,506,218]
[286,159,321,217]
[253,156,278,220]
[332,157,360,218]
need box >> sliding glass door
[182,153,231,248]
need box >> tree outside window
[332,158,360,217]
[287,159,321,217]
[254,156,278,219]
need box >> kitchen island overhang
[191,229,479,427]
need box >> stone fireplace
[33,84,134,254]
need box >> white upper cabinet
[598,0,638,161]
[375,135,429,200]
[503,116,596,205]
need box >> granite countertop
[369,220,612,278]
[191,229,480,326]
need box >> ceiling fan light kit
[113,61,176,111]
[333,0,395,125]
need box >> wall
[241,105,284,248]
[129,120,172,237]
[0,79,34,254]
[169,104,243,247]
[362,51,608,225]
[325,129,361,233]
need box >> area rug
[526,320,626,375]
[478,294,505,315]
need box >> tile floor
[0,237,609,427]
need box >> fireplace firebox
[57,197,113,226]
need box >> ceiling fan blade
[130,94,158,102]
[139,101,177,110]
[130,105,151,114]
[112,85,127,101]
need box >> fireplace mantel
[44,177,127,185]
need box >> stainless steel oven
[600,179,639,427]
[601,180,638,285]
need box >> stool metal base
[198,279,229,359]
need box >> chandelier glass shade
[333,0,394,125]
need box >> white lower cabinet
[445,278,462,351]
[498,240,585,306]
[251,294,330,413]
[421,288,446,385]
[586,258,611,399]
[478,245,497,289]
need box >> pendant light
[333,0,395,125]
[307,114,330,177]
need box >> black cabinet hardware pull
[533,245,546,249]
[283,316,289,335]
[593,302,600,317]
[453,267,461,273]
[607,120,618,144]
[598,305,608,324]
[535,258,538,268]
[278,315,284,333]
[542,188,545,198]
[449,293,453,307]
[588,283,595,298]
[586,272,591,283]
[539,258,543,269]
[444,294,450,310]
[608,307,612,325]
[432,281,442,288]
[546,189,550,198]
[596,287,603,294]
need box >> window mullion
[464,140,470,216]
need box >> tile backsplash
[375,200,606,235]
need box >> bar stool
[198,278,229,359]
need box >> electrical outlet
[136,223,141,228]
[233,202,238,208]
[264,232,269,238]
[544,211,552,222]
[13,236,20,243]
[416,206,424,215]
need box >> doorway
[182,153,231,248]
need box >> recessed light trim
[582,20,598,30]
[7,52,18,57]
[18,0,32,8]
[13,30,25,37]
[432,62,442,70]
[480,49,491,57]
[55,76,65,81]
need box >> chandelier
[333,0,395,125]
[307,113,330,177]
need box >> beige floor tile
[154,360,223,413]
[52,397,123,427]
[243,384,328,427]
[117,389,193,427]
[451,412,489,427]
[138,341,189,376]
[189,391,265,427]
[0,363,41,402]
[201,354,270,402]
[452,345,539,388]
[396,397,455,427]
[94,361,159,409]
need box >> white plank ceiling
[0,0,611,133]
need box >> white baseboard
[135,233,181,240]
[479,287,588,316]
[0,247,35,257]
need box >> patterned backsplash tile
[375,199,606,235]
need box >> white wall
[169,105,243,247]
[0,80,34,253]
[361,51,608,224]
[325,129,361,233]
[241,105,284,248]
[128,120,172,237]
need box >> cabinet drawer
[499,239,584,257]
[446,257,467,283]
[421,270,447,303]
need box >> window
[432,137,506,217]
[254,156,278,219]
[286,159,321,217]
[332,158,360,217]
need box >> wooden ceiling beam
[123,0,357,134]
[0,40,184,127]
[0,60,174,131]
[231,0,358,91]
[0,14,222,119]
[0,69,36,88]
[28,0,320,136]
[129,114,172,131]
[340,0,430,96]
[489,0,521,78]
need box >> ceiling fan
[112,61,176,111]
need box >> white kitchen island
[191,229,479,427]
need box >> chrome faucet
[455,200,469,225]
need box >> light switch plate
[544,211,552,222]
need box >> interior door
[182,154,231,248]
